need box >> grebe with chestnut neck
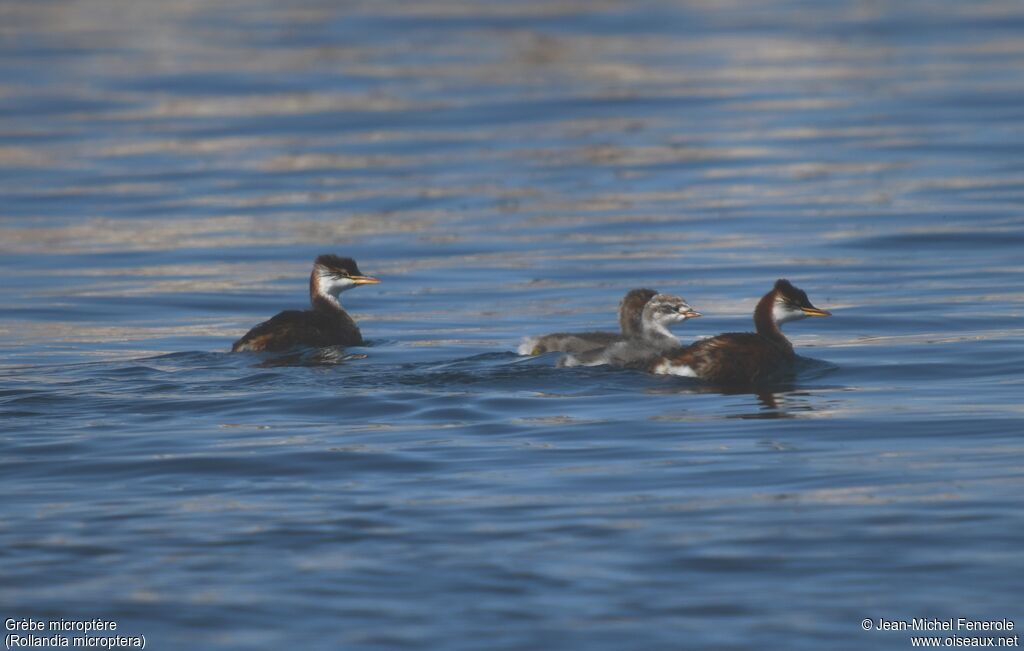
[651,279,830,384]
[231,254,380,353]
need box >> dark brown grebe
[231,254,380,352]
[650,279,830,384]
[561,294,701,368]
[518,288,658,355]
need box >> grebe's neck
[643,318,677,344]
[312,293,343,312]
[753,290,791,350]
[309,269,344,312]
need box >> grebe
[518,288,658,356]
[561,294,701,367]
[650,279,830,384]
[231,254,380,352]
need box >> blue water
[2,1,1023,649]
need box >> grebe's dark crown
[774,278,809,306]
[315,254,363,278]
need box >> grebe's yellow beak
[351,275,381,285]
[801,306,831,317]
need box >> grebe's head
[311,254,380,297]
[771,279,830,324]
[643,293,702,329]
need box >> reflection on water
[2,0,1024,649]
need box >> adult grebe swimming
[561,294,701,368]
[651,279,830,384]
[518,288,658,355]
[231,254,380,352]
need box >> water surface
[2,1,1023,649]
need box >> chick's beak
[351,275,381,285]
[801,306,831,317]
[681,309,702,318]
